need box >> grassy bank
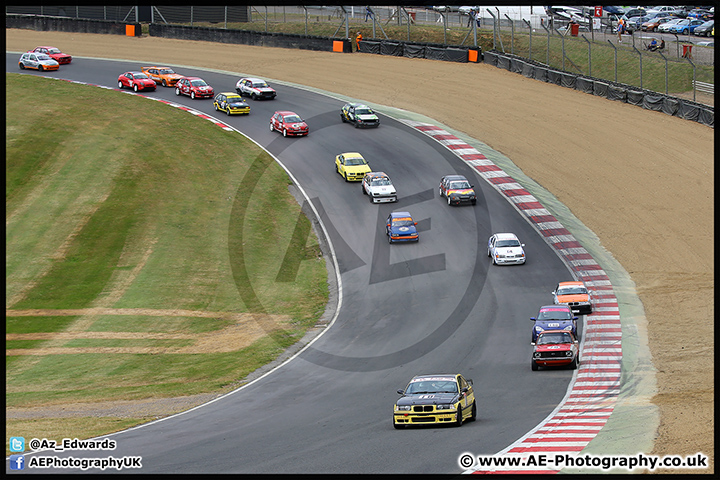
[6,74,329,447]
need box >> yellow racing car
[335,152,371,182]
[394,374,476,428]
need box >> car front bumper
[494,256,525,264]
[394,411,457,426]
[371,195,397,203]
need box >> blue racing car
[531,305,578,344]
[386,211,419,243]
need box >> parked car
[657,18,684,33]
[175,76,214,99]
[270,111,309,137]
[693,20,715,37]
[141,66,183,87]
[213,92,250,116]
[18,52,59,71]
[686,8,712,20]
[625,15,652,34]
[30,46,71,64]
[117,71,156,92]
[667,18,704,35]
[603,6,625,17]
[621,8,646,21]
[642,16,674,32]
[235,77,276,100]
[646,6,683,18]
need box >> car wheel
[362,185,367,195]
[270,123,274,132]
[19,63,25,69]
[118,80,124,89]
[388,234,393,244]
[492,256,497,265]
[38,65,44,71]
[570,355,578,370]
[354,122,360,128]
[252,93,257,100]
[683,29,689,35]
[214,103,219,111]
[470,402,477,421]
[226,108,232,116]
[455,406,464,427]
[369,195,375,203]
[191,91,196,100]
[531,360,539,371]
[133,84,139,92]
[162,80,167,87]
[471,199,477,205]
[344,172,349,182]
[282,128,287,137]
[447,196,452,206]
[175,87,180,96]
[341,114,347,123]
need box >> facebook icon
[10,455,25,470]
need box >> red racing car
[175,76,214,99]
[531,330,580,370]
[117,71,157,92]
[31,46,72,64]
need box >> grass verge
[5,73,329,452]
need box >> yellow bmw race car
[335,152,371,182]
[394,374,476,428]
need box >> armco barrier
[485,50,713,128]
[6,13,139,36]
[359,39,478,63]
[148,23,351,53]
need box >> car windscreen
[538,332,572,345]
[371,178,390,186]
[159,68,175,74]
[253,82,268,88]
[406,380,457,394]
[496,239,520,247]
[391,218,414,227]
[191,79,207,86]
[344,157,365,166]
[355,108,373,115]
[135,73,150,79]
[47,48,61,54]
[36,54,52,61]
[558,287,587,295]
[539,310,572,320]
[450,181,470,189]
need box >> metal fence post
[607,40,618,83]
[505,14,514,55]
[686,56,697,102]
[658,50,669,94]
[581,34,591,76]
[486,9,496,51]
[632,45,643,89]
[554,28,565,71]
[541,23,550,66]
[523,19,532,61]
